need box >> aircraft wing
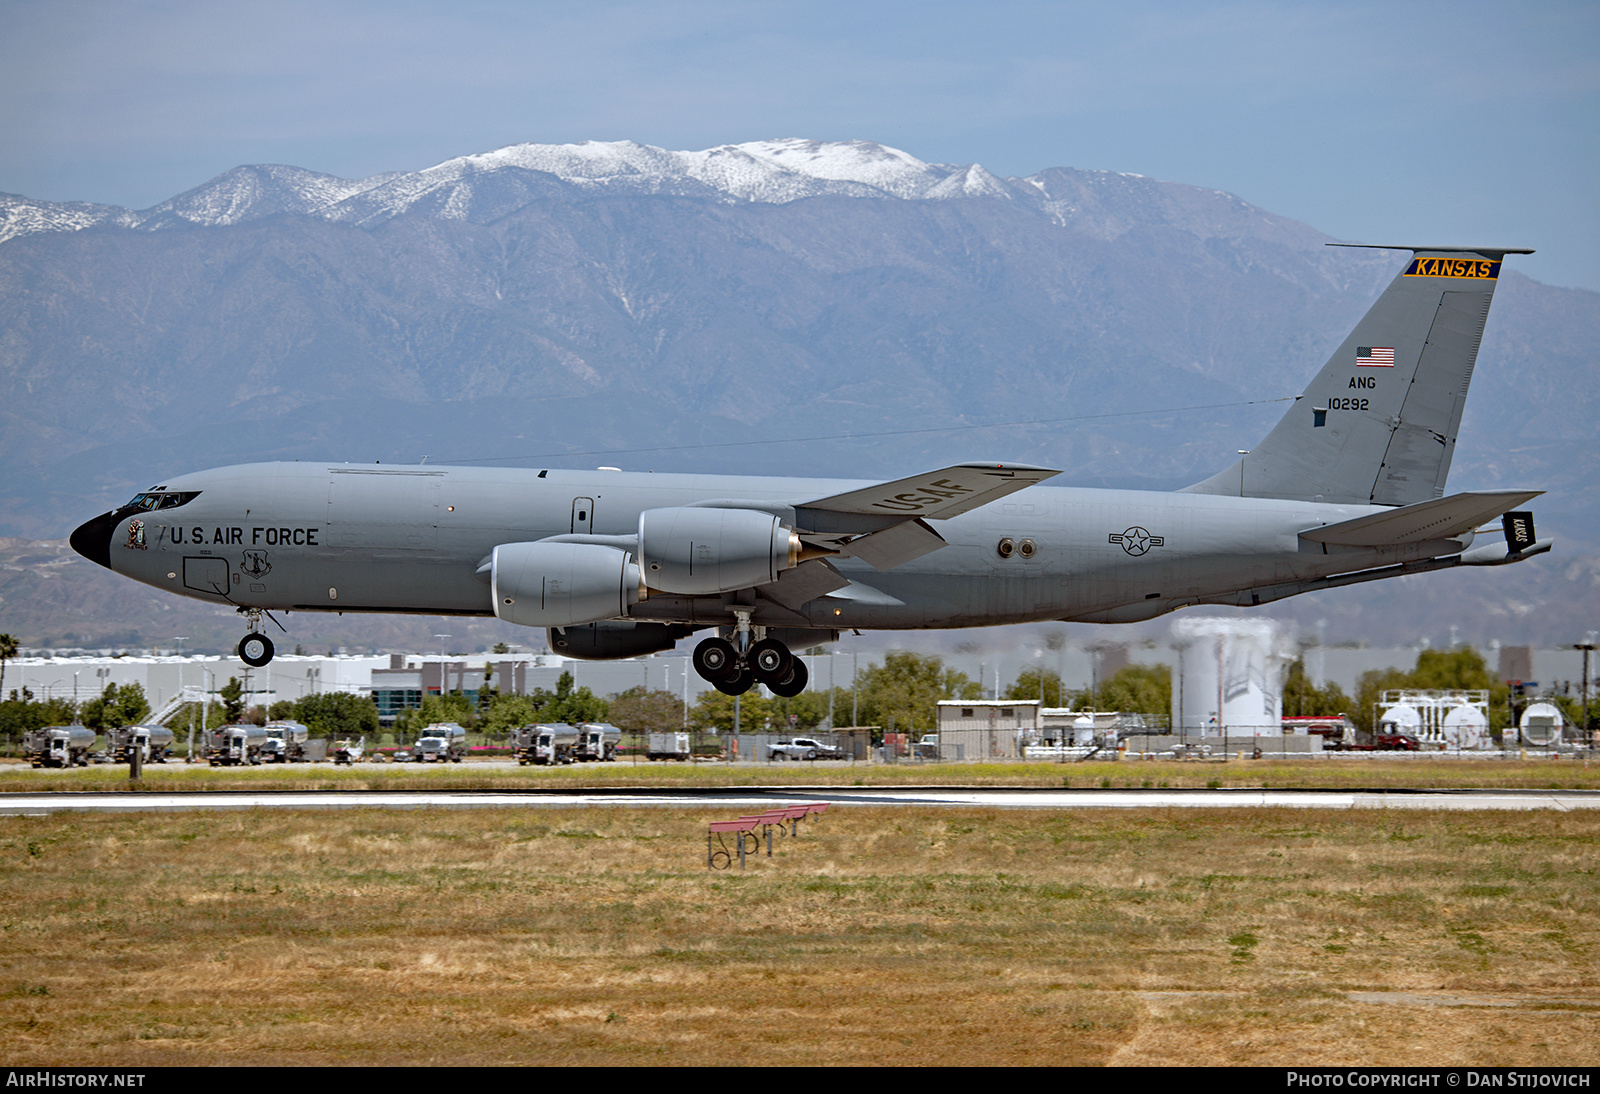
[1298,490,1543,547]
[788,462,1059,571]
[797,462,1060,523]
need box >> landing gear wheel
[748,639,793,684]
[693,637,738,681]
[767,658,809,698]
[239,632,274,667]
[714,664,756,696]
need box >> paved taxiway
[2,787,1597,814]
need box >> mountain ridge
[0,138,1313,243]
[0,137,1591,652]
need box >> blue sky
[3,0,1596,289]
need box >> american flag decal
[1356,346,1395,367]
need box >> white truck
[411,722,467,763]
[511,723,577,766]
[261,720,311,763]
[23,726,96,768]
[574,723,621,762]
[108,724,175,764]
[646,731,691,762]
[206,724,267,766]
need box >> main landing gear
[237,608,275,667]
[692,615,808,698]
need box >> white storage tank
[1518,702,1564,747]
[1170,618,1295,737]
[1442,703,1490,750]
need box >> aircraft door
[572,497,595,535]
[183,556,230,596]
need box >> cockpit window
[125,491,201,511]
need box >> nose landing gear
[236,608,276,667]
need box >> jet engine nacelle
[637,506,799,595]
[491,541,643,628]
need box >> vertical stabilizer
[1184,246,1530,506]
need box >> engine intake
[637,507,799,594]
[491,541,643,628]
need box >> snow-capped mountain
[1,136,1592,622]
[1,138,1250,243]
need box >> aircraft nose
[70,510,121,570]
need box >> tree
[607,687,684,732]
[79,683,151,730]
[1281,659,1354,718]
[781,686,855,732]
[478,693,540,738]
[689,688,773,734]
[854,652,979,735]
[396,692,475,736]
[1006,668,1065,707]
[529,671,608,724]
[0,689,69,747]
[219,677,245,723]
[1066,663,1171,727]
[0,634,16,700]
[294,691,380,738]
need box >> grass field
[2,753,1598,793]
[2,798,1596,1066]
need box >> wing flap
[837,518,947,571]
[757,558,852,610]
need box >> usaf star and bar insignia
[1109,527,1164,556]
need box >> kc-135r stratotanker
[71,245,1549,696]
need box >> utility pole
[1577,638,1596,746]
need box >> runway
[2,786,1597,814]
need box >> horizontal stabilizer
[1460,536,1552,566]
[798,462,1058,527]
[1299,490,1543,547]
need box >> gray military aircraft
[71,245,1549,696]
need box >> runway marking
[2,787,1597,815]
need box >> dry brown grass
[0,806,1596,1066]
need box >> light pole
[174,637,187,720]
[434,634,451,699]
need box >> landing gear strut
[237,609,275,667]
[691,617,808,697]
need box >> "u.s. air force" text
[166,526,320,546]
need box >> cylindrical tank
[1518,702,1564,746]
[1072,715,1095,747]
[1378,703,1422,737]
[1442,703,1490,750]
[1171,619,1295,737]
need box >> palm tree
[0,633,16,700]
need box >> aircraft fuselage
[87,460,1462,631]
